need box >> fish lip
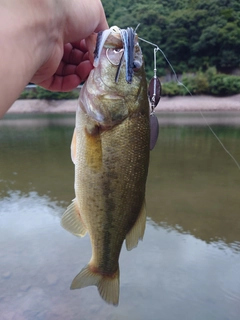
[94,26,137,84]
[94,27,123,68]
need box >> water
[0,112,240,320]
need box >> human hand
[32,40,94,91]
[0,0,108,116]
[31,0,108,92]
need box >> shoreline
[6,94,240,114]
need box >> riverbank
[6,94,240,114]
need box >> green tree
[101,0,240,75]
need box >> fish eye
[106,48,124,66]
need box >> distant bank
[6,94,240,114]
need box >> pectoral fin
[71,128,77,164]
[125,200,146,251]
[61,198,87,237]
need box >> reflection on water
[0,114,75,203]
[0,113,240,320]
[147,115,240,251]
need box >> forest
[21,0,240,98]
[102,0,240,74]
[101,0,240,96]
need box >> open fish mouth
[93,26,138,84]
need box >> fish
[61,26,150,306]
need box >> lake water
[0,112,240,320]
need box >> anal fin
[125,200,146,251]
[61,198,87,237]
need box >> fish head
[79,26,148,127]
[93,26,144,84]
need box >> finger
[75,60,93,82]
[70,40,88,52]
[39,74,81,92]
[55,62,77,77]
[62,43,86,65]
[38,60,93,92]
[56,51,91,76]
[85,33,98,64]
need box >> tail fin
[70,264,120,306]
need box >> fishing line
[199,110,240,170]
[139,36,240,170]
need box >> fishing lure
[147,47,161,150]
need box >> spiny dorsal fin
[61,198,87,237]
[125,200,146,251]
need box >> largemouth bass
[61,26,150,306]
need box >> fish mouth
[94,26,139,84]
